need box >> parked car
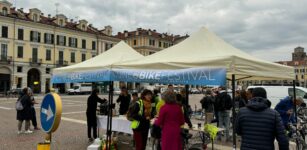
[7,88,23,97]
[113,88,121,95]
[190,88,201,94]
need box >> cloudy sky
[10,0,307,62]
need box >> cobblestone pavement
[0,94,236,150]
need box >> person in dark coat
[200,89,215,124]
[176,90,192,128]
[116,87,131,115]
[86,89,106,142]
[235,87,289,150]
[29,90,40,130]
[17,87,33,134]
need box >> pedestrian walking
[235,87,289,150]
[130,89,152,150]
[155,91,185,150]
[86,89,106,142]
[216,86,232,142]
[16,87,33,134]
[116,87,131,115]
[200,89,215,124]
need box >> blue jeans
[218,110,230,139]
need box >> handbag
[16,99,24,111]
[151,124,161,139]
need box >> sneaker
[17,131,23,134]
[24,130,33,134]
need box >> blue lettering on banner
[51,67,226,86]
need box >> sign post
[37,93,62,150]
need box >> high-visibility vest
[131,100,143,129]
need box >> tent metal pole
[293,80,298,150]
[232,74,236,149]
[106,81,114,150]
[185,85,189,105]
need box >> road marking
[61,117,86,125]
[0,106,13,110]
[62,111,86,115]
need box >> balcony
[29,58,42,66]
[0,56,12,64]
[56,60,68,67]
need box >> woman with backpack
[16,87,33,134]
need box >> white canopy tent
[113,27,294,80]
[53,41,144,74]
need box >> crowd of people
[84,84,303,150]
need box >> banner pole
[232,74,236,150]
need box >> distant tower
[292,46,306,61]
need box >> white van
[67,83,92,95]
[247,86,307,108]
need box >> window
[46,49,51,61]
[82,39,86,49]
[33,14,38,22]
[149,39,155,46]
[159,41,162,47]
[32,48,38,63]
[44,33,54,44]
[59,19,64,26]
[17,66,23,73]
[149,52,155,55]
[82,24,86,30]
[82,53,86,62]
[17,78,22,88]
[57,35,66,46]
[30,31,41,42]
[134,40,137,46]
[163,42,169,48]
[1,26,8,38]
[92,41,96,50]
[71,52,75,63]
[302,75,304,79]
[46,68,50,74]
[17,46,23,58]
[2,7,8,15]
[18,29,24,40]
[69,37,78,48]
[0,44,7,60]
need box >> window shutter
[44,33,47,43]
[64,36,66,46]
[51,34,54,44]
[56,35,59,45]
[69,37,72,47]
[38,32,41,43]
[75,38,78,48]
[30,31,33,41]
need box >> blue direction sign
[40,93,62,133]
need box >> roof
[276,60,307,66]
[1,7,111,37]
[115,28,188,42]
[113,27,294,80]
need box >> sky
[10,0,307,62]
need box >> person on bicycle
[275,96,303,129]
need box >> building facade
[0,0,119,93]
[115,28,188,56]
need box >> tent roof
[113,27,294,80]
[53,41,144,74]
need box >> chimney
[153,29,156,32]
[70,19,73,22]
[137,28,142,31]
[89,24,92,27]
[41,13,44,16]
[20,8,23,12]
[48,14,51,18]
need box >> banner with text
[52,67,226,86]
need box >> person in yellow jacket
[130,89,153,150]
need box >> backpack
[15,98,24,111]
[217,92,232,111]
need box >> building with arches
[0,0,120,93]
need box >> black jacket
[216,91,232,111]
[116,94,131,115]
[200,95,215,112]
[16,94,32,121]
[235,97,289,150]
[86,94,106,115]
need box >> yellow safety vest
[131,100,143,129]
